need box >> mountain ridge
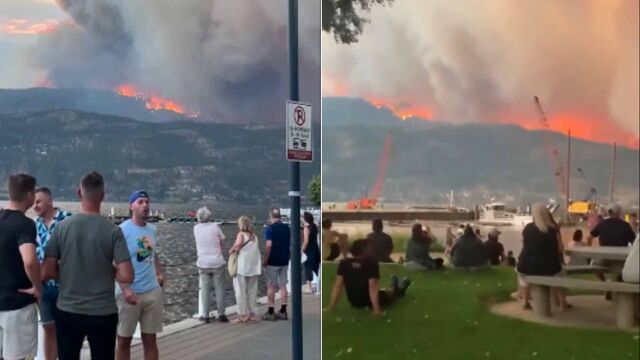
[0,109,320,205]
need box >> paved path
[128,294,320,360]
[492,294,639,331]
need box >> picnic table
[565,246,630,261]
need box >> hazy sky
[1,0,320,124]
[0,0,64,87]
[323,0,639,147]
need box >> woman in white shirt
[230,215,262,323]
[194,207,229,323]
[622,235,639,283]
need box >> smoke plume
[322,0,639,147]
[26,0,320,123]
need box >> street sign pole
[288,0,303,359]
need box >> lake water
[3,200,276,325]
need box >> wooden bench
[525,276,640,329]
[563,265,611,275]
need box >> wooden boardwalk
[127,294,320,360]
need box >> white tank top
[237,232,262,277]
[622,235,639,283]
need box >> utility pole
[565,129,571,223]
[288,1,303,359]
[609,142,617,204]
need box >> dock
[78,291,320,360]
[323,209,476,222]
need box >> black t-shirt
[590,218,636,247]
[337,258,380,308]
[367,231,394,263]
[0,209,37,311]
[483,239,505,265]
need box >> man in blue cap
[116,190,165,360]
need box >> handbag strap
[238,233,254,251]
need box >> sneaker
[398,277,412,296]
[218,315,229,323]
[390,275,399,292]
[262,312,277,321]
[199,316,211,324]
[276,311,288,320]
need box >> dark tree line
[322,0,394,44]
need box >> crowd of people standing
[0,172,321,359]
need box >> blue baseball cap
[128,190,150,204]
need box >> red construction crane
[533,96,566,197]
[347,130,392,209]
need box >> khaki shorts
[0,303,37,360]
[117,287,164,337]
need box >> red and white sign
[286,100,313,162]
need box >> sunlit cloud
[1,18,59,35]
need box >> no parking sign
[286,100,313,162]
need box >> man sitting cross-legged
[325,239,411,316]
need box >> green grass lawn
[322,263,640,360]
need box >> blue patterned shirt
[36,209,72,286]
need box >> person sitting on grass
[405,223,443,270]
[451,225,488,268]
[322,218,349,261]
[325,239,411,316]
[483,228,505,266]
[444,227,454,258]
[366,219,394,263]
[504,251,516,267]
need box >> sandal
[232,317,249,324]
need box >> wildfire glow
[1,19,58,35]
[515,113,640,149]
[366,97,434,121]
[116,85,197,117]
[359,95,638,148]
[35,77,56,88]
[322,75,351,97]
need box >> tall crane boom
[533,96,566,197]
[368,130,392,199]
[346,130,392,210]
[577,167,597,201]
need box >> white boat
[279,207,321,224]
[478,202,532,227]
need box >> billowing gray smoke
[27,0,320,123]
[323,0,639,144]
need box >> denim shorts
[39,284,59,325]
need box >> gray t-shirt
[46,213,130,315]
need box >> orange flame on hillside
[360,96,638,148]
[116,85,197,117]
[366,97,434,120]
